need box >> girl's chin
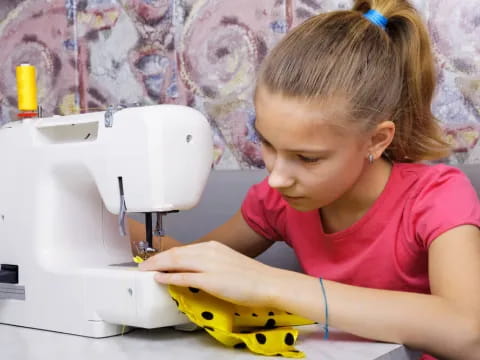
[286,200,319,212]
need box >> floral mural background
[0,0,478,169]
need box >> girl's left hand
[138,241,284,307]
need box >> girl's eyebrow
[254,124,332,155]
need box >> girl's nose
[267,160,295,189]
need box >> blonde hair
[257,0,451,162]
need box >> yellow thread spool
[16,64,38,112]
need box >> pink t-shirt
[241,163,480,359]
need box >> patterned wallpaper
[0,0,478,169]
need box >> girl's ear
[367,121,395,160]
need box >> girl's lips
[282,194,304,201]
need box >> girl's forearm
[266,268,480,359]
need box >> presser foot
[133,241,161,263]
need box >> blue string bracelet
[363,9,388,29]
[319,277,329,339]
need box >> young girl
[129,0,480,358]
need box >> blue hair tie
[363,9,388,29]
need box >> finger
[138,245,206,272]
[153,271,205,289]
[139,241,230,272]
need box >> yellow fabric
[168,285,315,358]
[133,256,314,357]
[133,256,144,264]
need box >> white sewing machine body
[0,105,213,337]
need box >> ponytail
[258,0,451,162]
[353,0,450,161]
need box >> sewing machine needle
[145,212,153,249]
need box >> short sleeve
[241,178,286,242]
[411,166,480,249]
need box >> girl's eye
[298,155,321,163]
[260,139,272,148]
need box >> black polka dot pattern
[201,311,214,320]
[168,285,307,357]
[256,333,267,344]
[284,333,294,346]
[265,318,276,329]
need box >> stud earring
[368,154,374,164]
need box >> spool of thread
[16,63,38,112]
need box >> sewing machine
[0,104,213,337]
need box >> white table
[0,324,421,359]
